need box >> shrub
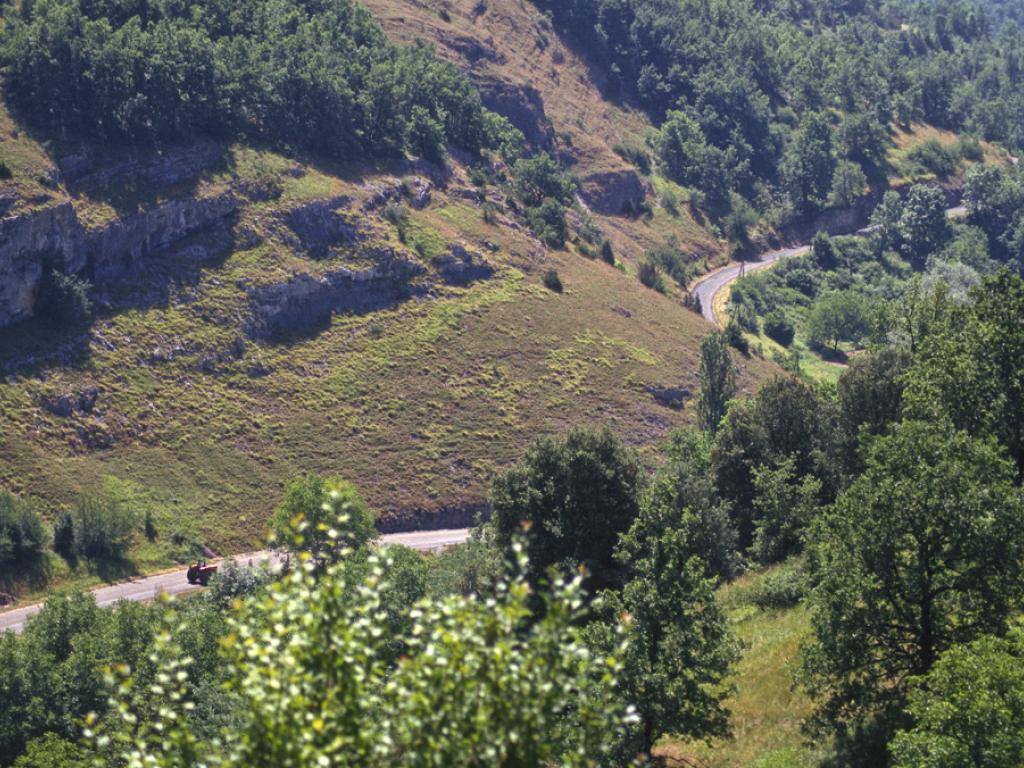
[748,566,808,610]
[599,239,615,265]
[0,492,47,565]
[637,258,666,293]
[481,201,498,224]
[526,199,568,248]
[725,320,749,354]
[733,302,760,333]
[646,243,690,285]
[542,268,563,293]
[71,494,138,560]
[958,135,984,162]
[764,310,795,346]
[611,142,651,174]
[909,139,960,179]
[36,269,92,325]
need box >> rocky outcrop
[0,201,83,326]
[477,80,554,149]
[281,195,357,255]
[86,191,241,280]
[432,244,493,286]
[246,249,426,338]
[579,169,647,215]
[0,189,242,326]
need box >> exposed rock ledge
[245,249,427,339]
[578,168,647,215]
[0,190,242,327]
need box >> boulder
[476,80,554,149]
[432,244,494,286]
[579,169,647,215]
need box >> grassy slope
[0,94,777,599]
[361,0,724,276]
[662,561,823,768]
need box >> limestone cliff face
[245,249,427,338]
[579,169,647,215]
[0,201,82,326]
[85,191,241,280]
[0,190,241,327]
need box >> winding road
[692,204,968,327]
[0,528,470,634]
[1,203,976,635]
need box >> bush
[526,198,569,248]
[909,139,960,179]
[542,268,563,292]
[725,320,749,354]
[958,135,984,162]
[637,258,666,293]
[733,302,760,333]
[646,243,691,285]
[764,310,795,346]
[35,269,92,325]
[599,239,615,265]
[748,565,809,610]
[611,142,651,174]
[0,492,47,565]
[70,494,138,560]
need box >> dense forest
[539,0,1023,222]
[0,0,522,161]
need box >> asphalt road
[692,205,969,327]
[0,528,471,634]
[694,245,809,326]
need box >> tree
[624,428,738,583]
[812,231,840,270]
[696,332,737,437]
[0,492,46,566]
[527,198,569,248]
[783,110,836,216]
[900,184,951,270]
[801,422,1024,738]
[271,475,377,562]
[835,347,911,478]
[512,153,575,207]
[871,190,905,255]
[750,458,820,565]
[840,111,888,169]
[712,376,830,551]
[490,427,643,590]
[807,291,871,352]
[903,272,1024,479]
[890,631,1024,768]
[589,517,736,757]
[91,522,631,767]
[12,734,90,768]
[828,160,868,208]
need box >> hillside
[0,118,772,586]
[1,0,1021,592]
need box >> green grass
[663,560,826,768]
[0,132,783,603]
